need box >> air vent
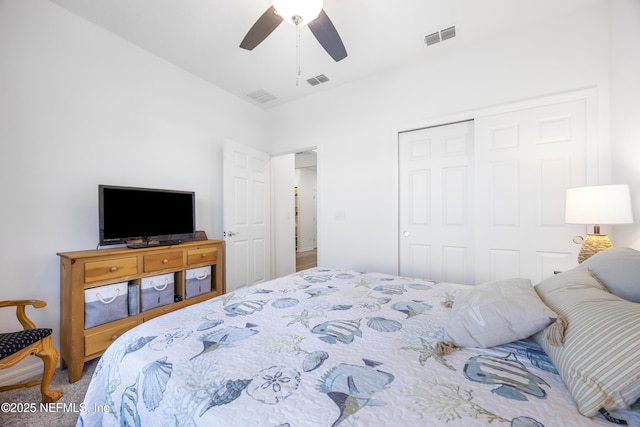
[424,25,457,46]
[424,32,440,46]
[306,74,330,86]
[440,26,456,41]
[246,89,277,104]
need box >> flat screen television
[99,185,196,247]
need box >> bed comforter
[77,268,639,426]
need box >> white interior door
[399,121,474,283]
[223,139,271,292]
[474,99,587,283]
[398,96,589,285]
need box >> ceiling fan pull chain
[296,24,301,86]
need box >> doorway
[271,149,317,277]
[295,150,317,271]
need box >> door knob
[227,231,239,237]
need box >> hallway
[296,249,317,271]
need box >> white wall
[295,167,317,252]
[0,0,264,381]
[271,154,296,277]
[265,1,615,274]
[610,0,640,248]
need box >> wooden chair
[0,300,63,403]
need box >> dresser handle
[162,259,169,264]
[110,335,118,341]
[109,266,117,272]
[201,253,207,258]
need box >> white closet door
[399,121,474,283]
[474,99,586,284]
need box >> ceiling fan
[240,0,348,62]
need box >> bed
[77,256,640,426]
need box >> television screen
[99,185,195,247]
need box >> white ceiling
[48,0,601,109]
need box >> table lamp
[565,184,633,263]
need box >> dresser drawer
[143,251,183,272]
[84,257,138,283]
[84,319,138,356]
[141,302,183,322]
[187,247,218,265]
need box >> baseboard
[0,361,43,387]
[297,246,315,253]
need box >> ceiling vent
[306,74,330,87]
[424,32,441,46]
[440,26,456,41]
[424,25,457,46]
[246,89,277,104]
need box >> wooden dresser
[57,240,224,383]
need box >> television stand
[58,240,224,383]
[126,240,183,249]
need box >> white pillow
[444,278,557,348]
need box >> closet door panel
[399,121,474,283]
[474,99,586,283]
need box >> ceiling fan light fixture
[272,0,323,26]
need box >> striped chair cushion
[0,328,53,359]
[533,268,640,417]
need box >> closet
[399,94,590,284]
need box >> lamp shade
[272,0,323,26]
[565,184,633,224]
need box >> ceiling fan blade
[240,6,283,50]
[308,10,347,62]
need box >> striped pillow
[533,268,640,418]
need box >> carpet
[0,359,97,427]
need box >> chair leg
[36,336,63,403]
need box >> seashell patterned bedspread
[77,268,639,426]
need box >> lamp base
[578,234,612,263]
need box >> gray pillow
[444,278,557,348]
[578,247,640,303]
